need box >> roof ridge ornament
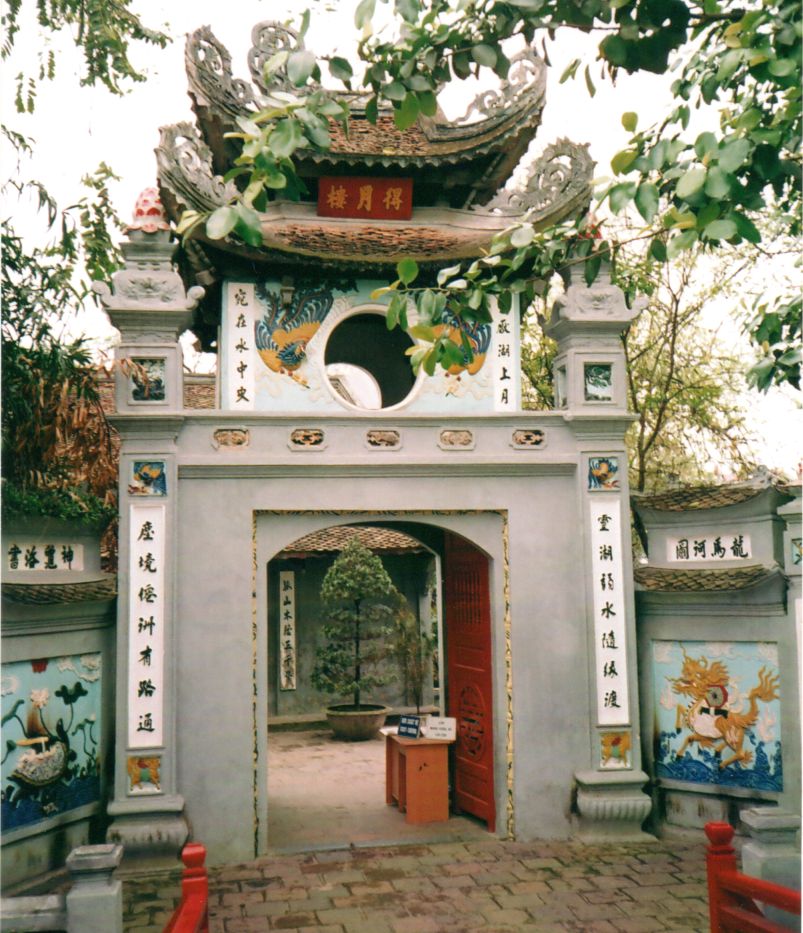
[186,25,256,120]
[156,122,236,214]
[248,21,318,95]
[479,138,594,224]
[453,47,546,126]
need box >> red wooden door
[444,532,495,832]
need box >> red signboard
[317,177,413,220]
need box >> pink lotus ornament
[126,187,171,234]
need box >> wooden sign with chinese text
[318,177,413,220]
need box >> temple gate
[95,20,653,865]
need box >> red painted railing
[705,822,800,933]
[163,842,209,933]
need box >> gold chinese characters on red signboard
[317,177,413,220]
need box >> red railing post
[706,821,739,932]
[705,821,801,933]
[164,842,209,933]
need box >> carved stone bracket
[481,138,594,225]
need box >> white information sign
[424,716,456,740]
[667,531,752,562]
[224,282,256,410]
[589,497,630,726]
[128,503,166,748]
[278,571,297,691]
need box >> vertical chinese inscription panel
[128,503,166,748]
[278,571,297,691]
[589,497,630,726]
[224,282,256,410]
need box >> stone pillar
[741,808,801,925]
[65,844,123,933]
[546,265,652,840]
[94,189,204,863]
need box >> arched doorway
[263,520,498,850]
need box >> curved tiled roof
[2,576,117,605]
[634,565,781,592]
[633,484,772,512]
[279,525,427,557]
[184,24,546,181]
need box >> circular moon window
[324,312,418,410]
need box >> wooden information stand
[385,733,454,824]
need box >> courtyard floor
[121,728,712,932]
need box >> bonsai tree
[312,536,402,710]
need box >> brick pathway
[122,836,711,932]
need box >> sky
[3,0,801,476]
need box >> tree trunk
[354,599,361,709]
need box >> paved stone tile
[122,835,716,933]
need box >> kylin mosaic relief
[653,641,782,792]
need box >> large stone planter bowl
[326,704,390,741]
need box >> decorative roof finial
[126,187,171,234]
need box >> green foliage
[1,480,116,529]
[522,230,757,490]
[311,537,403,709]
[2,148,120,501]
[192,0,800,391]
[2,0,169,108]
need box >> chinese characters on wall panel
[278,571,297,691]
[492,297,519,412]
[6,542,84,572]
[128,503,166,749]
[589,496,630,726]
[667,533,752,562]
[224,282,256,410]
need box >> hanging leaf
[471,44,498,67]
[397,257,419,285]
[234,203,263,248]
[510,225,534,247]
[584,65,596,97]
[206,206,238,240]
[394,93,420,130]
[355,0,376,29]
[268,119,304,159]
[621,111,638,132]
[287,50,316,87]
[702,218,738,240]
[666,228,698,258]
[634,182,659,222]
[328,57,353,83]
[676,167,707,200]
